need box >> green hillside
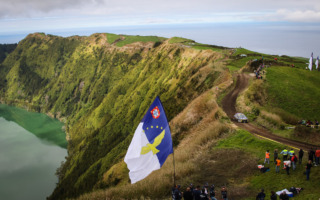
[0,43,17,63]
[0,33,228,199]
[266,67,320,120]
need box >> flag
[308,52,313,71]
[124,96,173,184]
[316,56,319,70]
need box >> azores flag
[124,96,173,184]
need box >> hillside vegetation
[0,33,230,199]
[1,34,319,200]
[0,43,17,63]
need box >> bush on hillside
[294,125,320,145]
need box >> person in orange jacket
[264,150,270,164]
[275,158,281,173]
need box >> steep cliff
[0,33,228,199]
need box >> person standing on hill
[280,148,288,160]
[183,187,193,200]
[256,188,266,200]
[270,191,277,200]
[284,160,291,175]
[193,186,201,200]
[315,148,320,166]
[291,153,298,170]
[274,149,279,163]
[279,191,289,200]
[298,149,304,164]
[221,187,228,200]
[275,158,281,173]
[264,150,270,164]
[308,148,315,163]
[306,160,312,180]
[172,185,182,200]
[289,149,294,160]
[200,189,209,200]
[209,185,217,200]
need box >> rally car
[234,113,248,123]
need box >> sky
[0,0,320,57]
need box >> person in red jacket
[315,148,320,166]
[291,153,298,170]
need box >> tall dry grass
[256,110,285,130]
[74,87,240,200]
[74,71,256,200]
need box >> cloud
[0,0,104,18]
[1,0,320,26]
[275,9,320,22]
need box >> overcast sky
[1,0,320,34]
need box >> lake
[0,104,67,200]
[1,22,320,58]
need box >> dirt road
[222,73,320,150]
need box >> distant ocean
[1,22,320,58]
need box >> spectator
[289,149,294,160]
[172,185,182,200]
[274,149,278,163]
[190,184,194,193]
[291,153,298,170]
[284,160,291,175]
[280,148,288,160]
[279,191,289,200]
[306,160,312,180]
[221,187,228,200]
[193,186,201,200]
[308,148,315,163]
[298,149,304,164]
[264,150,270,164]
[209,185,217,200]
[275,158,281,173]
[256,188,266,200]
[200,189,209,200]
[315,148,320,166]
[183,187,193,200]
[270,191,277,200]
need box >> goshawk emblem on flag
[151,106,160,119]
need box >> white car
[234,113,248,123]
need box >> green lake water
[0,104,68,200]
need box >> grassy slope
[105,33,167,47]
[266,67,320,120]
[231,47,320,144]
[217,130,320,200]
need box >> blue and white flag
[124,96,173,184]
[308,52,313,71]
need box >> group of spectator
[172,184,228,200]
[264,147,320,180]
[254,64,265,79]
[298,119,319,128]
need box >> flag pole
[172,148,176,187]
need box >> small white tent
[308,52,313,71]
